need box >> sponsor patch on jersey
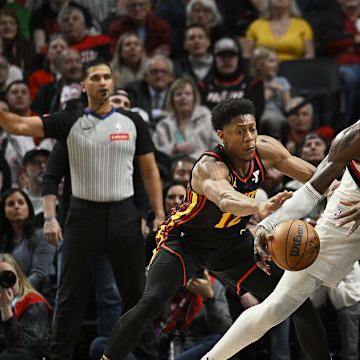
[110,133,129,141]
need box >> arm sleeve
[130,111,156,156]
[2,302,50,348]
[40,111,78,142]
[42,141,70,197]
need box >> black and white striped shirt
[41,108,154,202]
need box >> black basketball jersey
[347,159,360,188]
[156,145,266,249]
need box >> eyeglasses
[127,2,148,9]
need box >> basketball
[268,219,320,271]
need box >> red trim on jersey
[176,195,207,226]
[350,160,360,179]
[236,264,258,295]
[161,244,187,286]
[228,160,254,183]
[255,151,265,181]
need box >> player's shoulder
[193,154,228,179]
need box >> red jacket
[108,13,173,56]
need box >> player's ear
[81,81,86,93]
[217,129,225,142]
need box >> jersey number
[215,213,242,229]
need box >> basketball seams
[285,219,296,270]
[293,220,309,270]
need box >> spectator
[280,96,313,156]
[244,0,314,61]
[1,0,30,40]
[199,37,265,119]
[29,0,93,54]
[58,5,112,62]
[153,77,219,159]
[0,55,19,100]
[318,0,360,127]
[1,83,35,184]
[32,47,82,115]
[0,189,56,294]
[0,37,23,87]
[126,54,174,127]
[0,146,11,197]
[186,0,224,44]
[22,148,49,218]
[0,8,35,79]
[111,31,147,89]
[0,253,53,360]
[250,46,291,139]
[174,24,214,83]
[6,80,34,118]
[101,0,128,34]
[171,155,196,184]
[28,34,68,100]
[158,269,233,360]
[108,0,173,57]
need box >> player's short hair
[81,58,112,81]
[211,98,256,131]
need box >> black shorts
[152,228,284,299]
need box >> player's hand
[335,201,360,236]
[259,190,293,216]
[326,179,340,200]
[43,217,63,246]
[254,226,272,275]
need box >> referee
[0,58,165,360]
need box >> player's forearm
[219,192,262,217]
[258,182,322,233]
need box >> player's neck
[88,101,113,116]
[224,148,252,178]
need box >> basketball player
[201,121,360,360]
[101,98,332,360]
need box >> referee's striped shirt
[41,108,155,202]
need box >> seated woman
[111,31,147,89]
[0,253,52,360]
[244,0,314,61]
[0,189,56,299]
[152,77,219,159]
[250,46,291,138]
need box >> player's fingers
[336,215,357,227]
[334,209,356,219]
[346,220,360,236]
[340,200,359,206]
[256,260,271,275]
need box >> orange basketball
[268,219,320,271]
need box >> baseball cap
[214,38,240,55]
[23,148,50,165]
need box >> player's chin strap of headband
[258,182,323,234]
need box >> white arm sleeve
[258,182,322,233]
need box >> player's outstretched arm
[0,109,44,137]
[257,135,316,183]
[191,157,292,218]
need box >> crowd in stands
[0,0,359,359]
